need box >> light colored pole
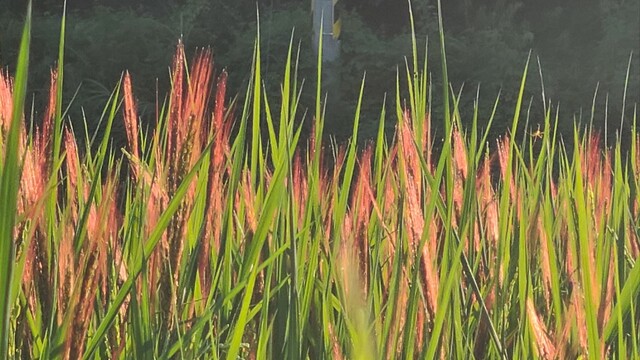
[312,0,341,63]
[312,0,343,132]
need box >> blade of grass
[0,3,30,358]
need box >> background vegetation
[1,0,638,145]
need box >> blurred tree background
[1,0,638,147]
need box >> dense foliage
[1,1,638,143]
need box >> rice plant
[1,2,638,359]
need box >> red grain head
[0,69,13,129]
[122,71,140,159]
[527,297,557,359]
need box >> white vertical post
[312,0,340,63]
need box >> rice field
[1,3,639,359]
